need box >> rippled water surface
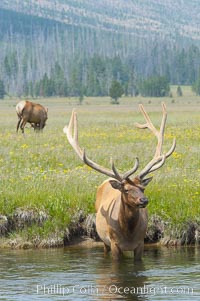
[0,244,199,301]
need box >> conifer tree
[0,79,5,99]
[109,80,124,104]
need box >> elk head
[108,177,152,210]
[63,104,176,204]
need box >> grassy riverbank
[0,87,200,247]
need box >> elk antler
[63,110,139,182]
[135,103,176,179]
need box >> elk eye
[124,189,129,194]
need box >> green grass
[0,87,200,242]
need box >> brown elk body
[63,104,176,260]
[16,100,48,133]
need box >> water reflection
[93,257,148,301]
[0,245,199,301]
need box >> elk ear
[109,180,122,191]
[141,177,153,187]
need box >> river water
[0,243,199,301]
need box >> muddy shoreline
[0,209,200,249]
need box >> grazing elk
[16,100,48,134]
[63,104,176,260]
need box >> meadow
[0,86,200,246]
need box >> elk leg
[39,121,44,131]
[104,243,111,255]
[134,243,144,261]
[16,117,22,132]
[111,241,122,260]
[20,119,27,134]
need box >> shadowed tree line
[1,8,200,99]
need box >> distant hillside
[0,0,200,97]
[1,0,200,43]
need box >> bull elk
[63,104,176,260]
[16,100,48,134]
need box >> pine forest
[0,1,200,98]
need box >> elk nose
[140,197,148,206]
